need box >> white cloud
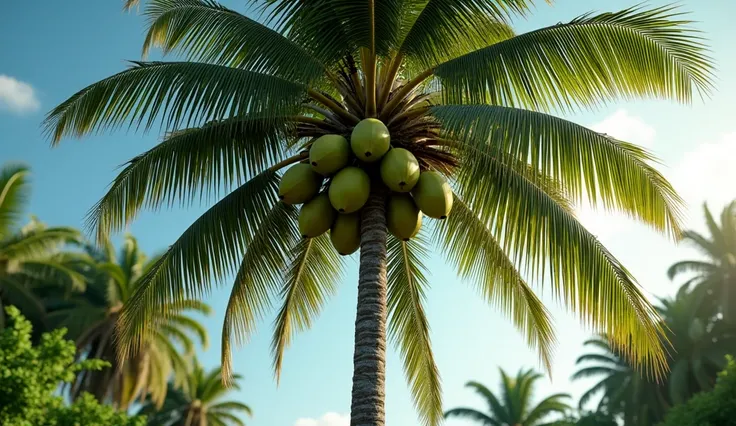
[574,109,658,239]
[589,108,656,148]
[0,75,40,114]
[670,131,736,218]
[294,412,349,426]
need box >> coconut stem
[268,152,308,172]
[377,52,403,109]
[365,0,377,117]
[308,89,360,125]
[387,106,429,126]
[380,68,434,121]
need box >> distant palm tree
[445,369,570,426]
[47,1,714,424]
[656,284,735,405]
[47,234,211,409]
[668,202,736,322]
[139,360,252,426]
[572,336,668,425]
[0,164,81,330]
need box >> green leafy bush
[0,306,144,426]
[659,355,736,426]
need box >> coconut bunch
[278,118,452,255]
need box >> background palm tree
[0,163,82,330]
[572,336,668,425]
[668,202,736,322]
[138,360,252,426]
[46,234,211,409]
[47,1,713,424]
[656,284,735,405]
[445,369,570,426]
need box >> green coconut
[350,118,390,162]
[411,171,453,219]
[330,213,361,255]
[380,148,420,192]
[309,134,350,176]
[387,194,422,241]
[278,163,323,205]
[328,166,370,214]
[298,193,336,238]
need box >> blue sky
[2,1,736,425]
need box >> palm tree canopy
[46,234,211,409]
[0,163,82,330]
[445,368,570,426]
[656,284,736,405]
[571,336,668,425]
[668,202,736,322]
[46,1,714,424]
[139,359,252,426]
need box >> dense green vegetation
[0,306,144,426]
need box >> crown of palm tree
[445,369,571,426]
[668,201,736,322]
[0,164,82,330]
[655,284,736,405]
[45,1,714,424]
[46,234,211,409]
[139,359,252,426]
[571,336,668,425]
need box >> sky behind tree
[2,1,735,425]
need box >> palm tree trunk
[350,189,388,426]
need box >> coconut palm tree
[445,369,570,426]
[668,202,736,322]
[572,336,668,425]
[46,1,714,424]
[656,284,736,405]
[138,360,252,426]
[0,163,82,330]
[46,234,211,409]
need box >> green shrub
[659,355,736,426]
[0,306,144,426]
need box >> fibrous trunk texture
[350,189,388,426]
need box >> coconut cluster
[278,118,452,255]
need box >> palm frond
[0,164,30,239]
[386,233,441,426]
[117,171,279,357]
[436,194,556,371]
[398,0,524,69]
[0,227,81,261]
[434,5,714,111]
[443,407,498,425]
[432,104,685,237]
[264,0,403,57]
[15,258,87,292]
[666,260,715,280]
[453,139,668,376]
[271,234,343,380]
[466,380,507,420]
[221,202,299,382]
[141,0,326,83]
[87,115,292,242]
[44,61,305,144]
[209,401,253,415]
[524,393,572,424]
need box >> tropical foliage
[0,306,145,426]
[445,369,570,426]
[138,360,252,426]
[668,202,736,322]
[658,355,736,426]
[45,235,211,409]
[46,1,714,424]
[0,164,81,331]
